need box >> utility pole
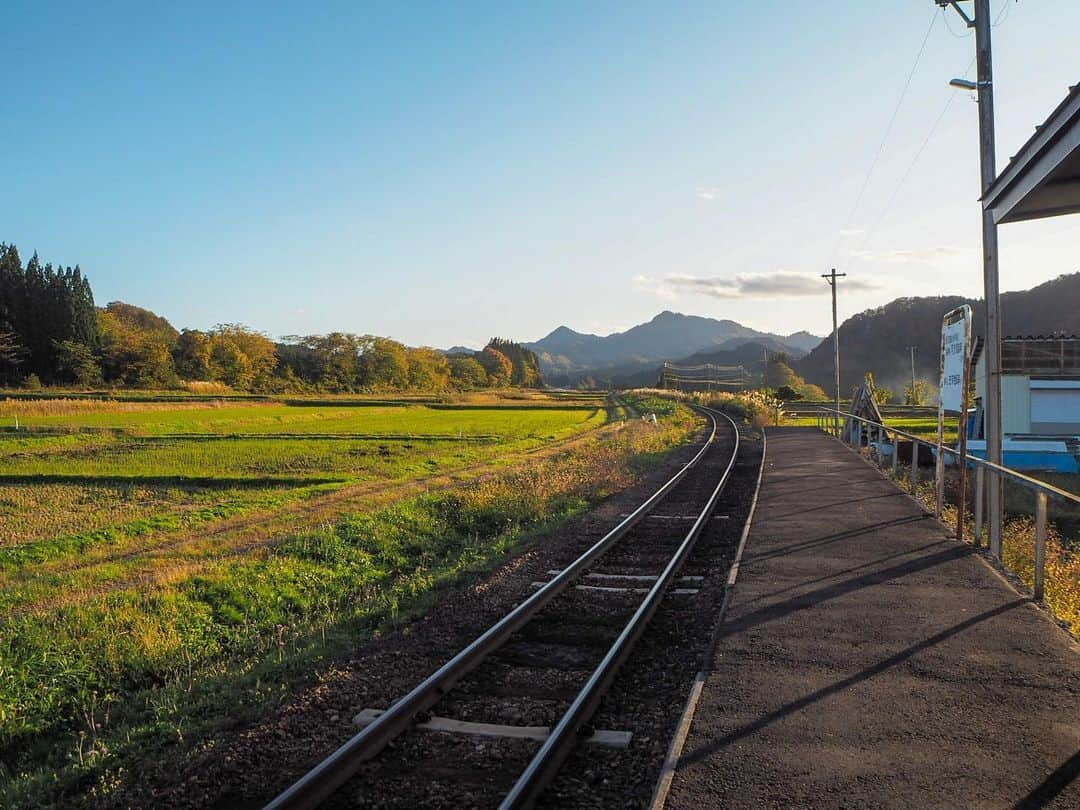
[937,0,1003,555]
[822,269,846,435]
[907,346,918,404]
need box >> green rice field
[0,391,696,808]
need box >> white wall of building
[1030,380,1080,434]
[1002,376,1031,434]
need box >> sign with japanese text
[939,307,972,413]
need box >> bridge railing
[812,406,1080,605]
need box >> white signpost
[936,305,973,533]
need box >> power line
[943,0,1013,35]
[849,55,977,265]
[992,0,1015,27]
[832,7,940,262]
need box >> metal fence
[812,406,1080,603]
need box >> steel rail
[500,408,740,807]
[265,406,722,810]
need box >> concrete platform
[666,428,1079,809]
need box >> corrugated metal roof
[983,83,1080,223]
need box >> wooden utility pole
[937,0,1003,555]
[974,0,1004,557]
[822,269,846,435]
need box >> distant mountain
[783,331,824,353]
[797,272,1080,394]
[441,345,479,356]
[527,311,821,385]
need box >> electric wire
[993,0,1014,28]
[831,7,940,264]
[849,54,977,267]
[943,0,1014,36]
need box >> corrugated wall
[1002,375,1031,434]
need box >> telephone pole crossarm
[936,0,975,28]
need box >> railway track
[266,406,741,809]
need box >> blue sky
[2,1,1078,348]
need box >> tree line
[0,243,543,392]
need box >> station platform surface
[665,427,1079,809]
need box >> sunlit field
[0,391,697,807]
[781,411,959,445]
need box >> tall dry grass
[899,468,1080,635]
[0,398,235,418]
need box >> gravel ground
[541,428,763,808]
[106,418,733,809]
[324,420,746,809]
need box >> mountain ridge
[526,310,821,385]
[796,271,1080,394]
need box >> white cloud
[633,274,678,300]
[696,187,721,201]
[848,245,966,265]
[838,228,864,238]
[634,271,882,300]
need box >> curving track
[266,406,741,809]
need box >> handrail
[814,405,1080,507]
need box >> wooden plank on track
[353,709,632,748]
[530,582,698,595]
[546,570,704,582]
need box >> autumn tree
[478,347,513,387]
[283,333,365,391]
[360,336,410,389]
[407,347,451,390]
[97,302,178,387]
[174,329,213,380]
[487,338,543,387]
[209,325,277,390]
[449,356,488,388]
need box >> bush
[695,390,779,428]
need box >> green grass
[885,416,958,445]
[781,413,959,445]
[0,395,697,808]
[0,403,605,548]
[1,402,601,436]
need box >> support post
[974,465,984,546]
[891,432,899,477]
[955,335,973,542]
[1034,491,1047,601]
[910,441,919,493]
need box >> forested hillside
[797,272,1080,392]
[0,243,541,392]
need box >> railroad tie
[618,513,729,520]
[353,709,632,748]
[530,576,700,596]
[547,569,703,582]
